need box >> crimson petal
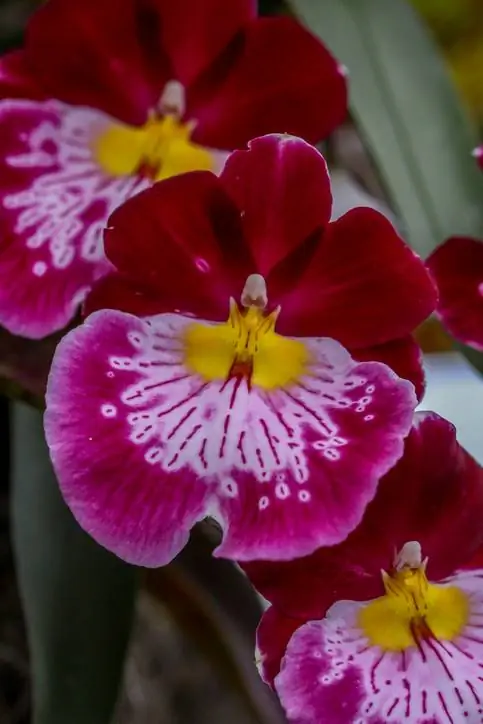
[149,0,255,87]
[220,135,332,275]
[353,335,425,401]
[84,273,166,319]
[0,51,45,100]
[427,236,483,350]
[243,412,483,620]
[190,16,347,149]
[256,606,303,687]
[100,173,253,321]
[25,0,166,125]
[274,207,437,345]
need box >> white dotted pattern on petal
[281,569,483,723]
[103,313,382,502]
[2,99,149,276]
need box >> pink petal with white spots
[276,569,483,724]
[0,98,149,338]
[45,309,416,565]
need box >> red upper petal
[148,0,255,87]
[272,207,437,345]
[0,52,45,100]
[257,607,303,687]
[84,273,166,319]
[220,135,332,275]
[243,412,483,620]
[97,172,253,319]
[353,335,425,402]
[427,236,483,350]
[190,16,347,149]
[24,0,166,124]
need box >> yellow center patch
[358,565,469,651]
[183,301,310,390]
[94,114,213,181]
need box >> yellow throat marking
[94,113,213,181]
[183,284,310,391]
[358,543,469,652]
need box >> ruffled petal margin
[45,308,416,565]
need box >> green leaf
[288,0,483,258]
[11,403,137,724]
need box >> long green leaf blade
[289,0,483,257]
[11,403,137,724]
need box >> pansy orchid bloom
[0,0,347,339]
[245,412,483,723]
[427,236,483,350]
[45,135,434,567]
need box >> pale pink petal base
[45,309,416,565]
[275,569,483,724]
[0,98,149,337]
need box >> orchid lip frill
[0,0,347,339]
[45,267,416,566]
[248,412,483,723]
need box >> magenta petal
[45,310,211,567]
[275,618,363,724]
[0,98,148,338]
[45,311,415,565]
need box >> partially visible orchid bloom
[44,135,435,567]
[473,146,483,170]
[245,412,483,723]
[427,236,483,349]
[0,0,347,339]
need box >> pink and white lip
[44,300,416,567]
